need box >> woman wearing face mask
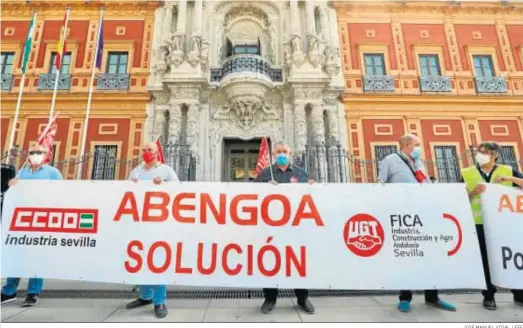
[1,144,63,307]
[460,141,523,310]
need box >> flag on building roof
[21,12,37,74]
[55,11,69,71]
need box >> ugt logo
[343,213,385,257]
[10,207,99,234]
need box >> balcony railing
[420,76,451,92]
[474,76,508,94]
[210,55,283,83]
[38,74,71,90]
[97,73,130,90]
[363,75,395,93]
[1,74,13,91]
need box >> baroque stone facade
[146,0,345,182]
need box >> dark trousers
[263,288,308,302]
[513,290,523,302]
[476,224,497,301]
[399,290,439,303]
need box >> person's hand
[8,178,18,187]
[472,184,486,196]
[494,176,511,184]
[269,180,278,185]
[131,178,138,183]
[308,179,314,185]
[153,176,163,185]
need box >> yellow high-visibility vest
[461,165,512,225]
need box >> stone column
[289,0,300,35]
[163,5,174,41]
[311,104,327,182]
[326,109,341,182]
[305,0,316,36]
[153,106,169,142]
[293,104,307,155]
[193,0,203,37]
[186,104,200,153]
[317,6,330,44]
[168,104,183,144]
[176,0,187,34]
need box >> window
[91,145,117,180]
[106,52,128,74]
[499,145,520,172]
[419,55,441,77]
[473,55,494,77]
[49,52,72,74]
[1,52,15,74]
[434,145,460,182]
[364,54,386,75]
[233,45,259,55]
[375,145,397,176]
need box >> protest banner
[1,181,486,290]
[482,184,523,289]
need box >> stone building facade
[146,0,345,182]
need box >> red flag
[37,114,58,164]
[156,137,165,164]
[255,137,270,175]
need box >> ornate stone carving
[200,40,210,69]
[170,33,185,68]
[168,105,183,143]
[293,105,307,154]
[307,34,324,68]
[186,104,200,153]
[153,108,168,139]
[154,92,171,105]
[294,89,323,100]
[268,24,277,64]
[323,46,340,77]
[170,87,200,100]
[214,95,278,130]
[224,5,269,27]
[188,36,201,67]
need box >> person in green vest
[460,141,523,310]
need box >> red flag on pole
[156,137,165,164]
[255,137,270,175]
[37,113,59,164]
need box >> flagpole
[76,7,103,180]
[48,7,70,122]
[4,11,38,165]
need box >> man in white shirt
[125,141,178,318]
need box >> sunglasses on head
[29,151,44,155]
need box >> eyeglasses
[29,151,44,155]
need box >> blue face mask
[275,153,289,166]
[411,146,421,160]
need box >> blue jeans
[139,285,166,305]
[2,278,44,296]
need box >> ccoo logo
[343,213,385,257]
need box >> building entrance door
[223,138,268,182]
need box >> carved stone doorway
[222,138,269,182]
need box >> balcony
[210,55,283,83]
[1,74,13,91]
[97,73,130,90]
[363,75,395,93]
[38,74,71,90]
[474,76,508,94]
[420,76,451,93]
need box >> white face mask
[29,154,45,166]
[475,153,491,166]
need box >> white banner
[1,181,486,290]
[482,184,523,289]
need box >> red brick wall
[402,24,452,71]
[453,24,504,72]
[347,23,398,71]
[506,25,523,72]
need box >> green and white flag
[22,12,37,74]
[79,213,95,229]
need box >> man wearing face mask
[378,134,456,313]
[254,141,315,315]
[460,141,523,310]
[125,141,179,318]
[1,144,62,307]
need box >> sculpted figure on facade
[200,40,210,68]
[169,33,184,68]
[188,36,202,67]
[268,24,277,64]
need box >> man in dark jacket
[254,141,315,315]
